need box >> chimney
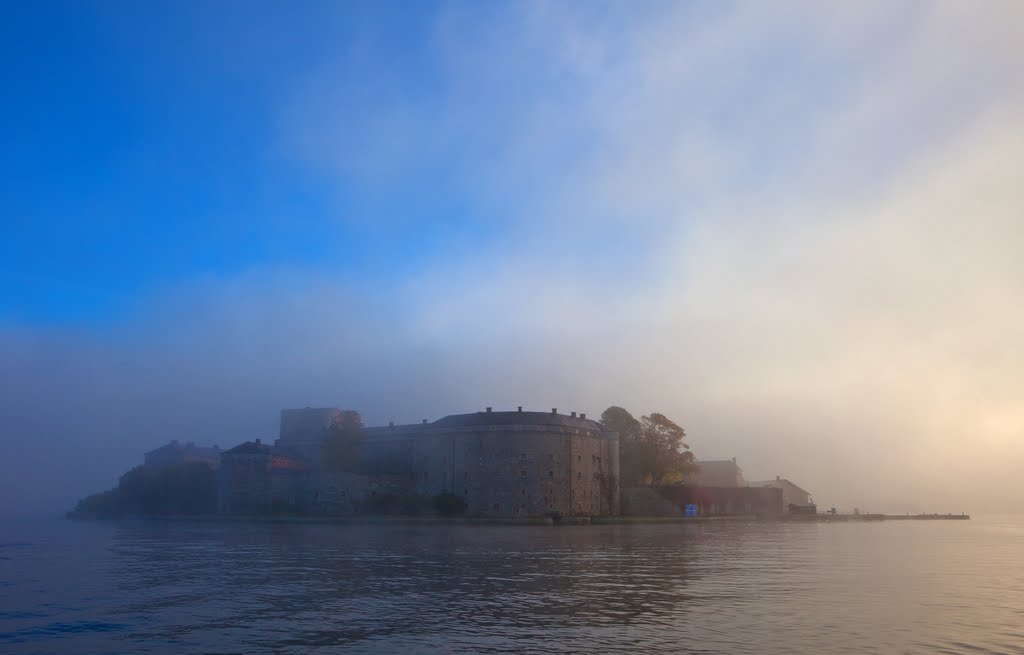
[389,421,394,428]
[255,439,261,446]
[580,413,586,420]
[552,408,558,414]
[422,419,428,425]
[732,457,737,463]
[517,406,522,413]
[776,475,781,481]
[486,407,492,413]
[571,412,577,418]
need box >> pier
[784,513,970,522]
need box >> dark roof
[430,410,606,431]
[758,478,811,497]
[145,441,220,457]
[223,441,309,462]
[223,441,270,455]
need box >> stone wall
[352,426,619,518]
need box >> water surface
[1,517,1021,654]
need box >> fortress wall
[353,427,618,517]
[270,409,621,518]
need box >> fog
[3,2,1022,517]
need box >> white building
[747,476,814,512]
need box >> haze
[2,1,1022,518]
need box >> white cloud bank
[3,1,1022,515]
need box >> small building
[692,458,746,487]
[748,476,815,513]
[218,439,309,513]
[144,440,221,469]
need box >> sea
[1,515,1021,654]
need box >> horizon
[3,1,1023,518]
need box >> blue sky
[1,1,478,322]
[2,1,1023,515]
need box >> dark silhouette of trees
[70,461,217,518]
[602,406,696,486]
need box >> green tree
[600,406,642,442]
[640,412,697,485]
[323,410,365,472]
[602,406,697,486]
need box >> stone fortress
[220,406,621,518]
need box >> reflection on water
[1,518,1022,654]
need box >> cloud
[3,1,1022,516]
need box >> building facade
[748,477,814,513]
[692,458,746,487]
[218,439,309,513]
[264,406,621,518]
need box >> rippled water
[1,516,1022,654]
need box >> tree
[69,461,218,518]
[600,406,642,442]
[639,412,697,485]
[602,406,697,486]
[322,410,365,472]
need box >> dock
[784,513,970,522]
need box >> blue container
[684,504,698,517]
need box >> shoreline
[67,512,970,526]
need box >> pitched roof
[223,440,270,455]
[749,478,811,496]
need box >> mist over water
[2,517,1021,654]
[3,1,1024,519]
